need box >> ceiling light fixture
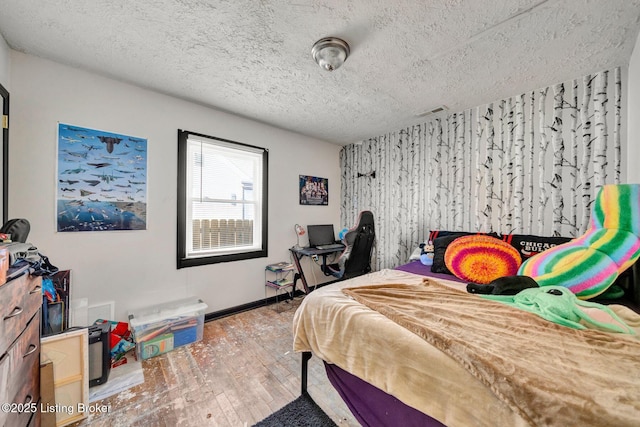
[311,37,350,72]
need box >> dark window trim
[177,129,268,269]
[1,83,8,224]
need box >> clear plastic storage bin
[128,296,208,360]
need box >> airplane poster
[56,123,147,232]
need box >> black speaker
[88,323,111,387]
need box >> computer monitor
[307,224,336,248]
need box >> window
[177,130,268,268]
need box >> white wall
[628,30,640,184]
[9,51,341,321]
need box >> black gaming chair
[322,211,375,280]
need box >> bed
[292,265,640,427]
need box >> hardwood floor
[71,296,359,426]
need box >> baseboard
[204,280,338,322]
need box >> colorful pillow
[445,235,522,284]
[429,231,499,274]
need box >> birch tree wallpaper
[340,67,624,270]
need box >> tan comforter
[292,269,640,427]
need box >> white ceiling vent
[415,105,448,118]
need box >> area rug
[253,393,338,427]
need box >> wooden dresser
[0,270,42,427]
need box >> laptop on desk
[307,224,345,250]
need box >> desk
[290,246,345,293]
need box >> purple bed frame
[324,361,445,426]
[299,261,463,426]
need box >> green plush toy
[483,286,635,335]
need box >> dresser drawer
[0,312,41,427]
[6,313,40,400]
[26,407,40,427]
[3,372,40,427]
[0,275,41,353]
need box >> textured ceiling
[1,0,639,145]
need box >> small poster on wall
[299,175,328,205]
[56,123,147,232]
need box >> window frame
[177,129,268,268]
